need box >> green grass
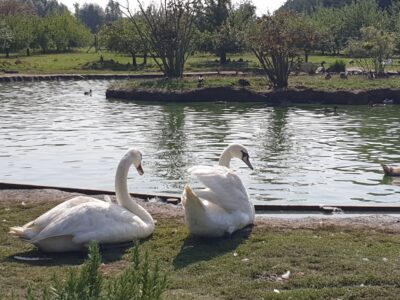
[114,74,400,92]
[289,74,400,90]
[0,50,259,74]
[113,76,268,91]
[2,201,400,299]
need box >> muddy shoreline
[105,86,400,105]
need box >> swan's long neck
[115,156,154,227]
[218,147,232,168]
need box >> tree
[291,15,323,61]
[26,0,68,16]
[0,22,14,57]
[346,26,395,76]
[0,0,36,15]
[0,15,36,56]
[99,17,147,66]
[311,7,346,54]
[123,0,201,77]
[199,0,231,64]
[76,3,105,33]
[340,0,388,41]
[50,12,91,52]
[32,12,90,53]
[105,0,121,22]
[249,11,312,89]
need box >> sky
[59,0,286,16]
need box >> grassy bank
[2,200,400,299]
[114,74,400,92]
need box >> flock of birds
[9,144,255,252]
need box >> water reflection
[155,104,188,184]
[1,80,400,205]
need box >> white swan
[9,148,154,252]
[182,144,255,237]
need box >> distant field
[2,50,400,92]
[5,49,399,74]
[0,49,260,74]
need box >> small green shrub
[327,60,346,73]
[106,247,166,300]
[27,242,167,300]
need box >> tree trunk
[5,48,9,58]
[26,48,30,56]
[131,53,137,66]
[143,52,147,65]
[304,51,309,63]
[220,51,227,64]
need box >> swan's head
[124,148,144,175]
[226,144,253,170]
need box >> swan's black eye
[241,150,249,160]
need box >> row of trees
[1,0,399,89]
[0,0,91,56]
[0,12,90,56]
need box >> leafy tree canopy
[280,0,392,13]
[75,3,105,33]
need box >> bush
[27,242,167,300]
[327,60,346,73]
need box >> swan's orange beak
[136,163,144,175]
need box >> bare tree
[120,0,201,78]
[249,11,317,89]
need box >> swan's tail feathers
[9,226,29,239]
[182,185,204,211]
[9,222,39,240]
[381,163,392,175]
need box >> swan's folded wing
[29,196,102,230]
[188,165,249,210]
[31,202,146,245]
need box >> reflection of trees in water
[155,104,188,185]
[257,107,292,162]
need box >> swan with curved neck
[9,148,154,252]
[182,144,255,237]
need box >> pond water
[1,80,400,206]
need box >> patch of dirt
[1,189,400,233]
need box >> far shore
[2,71,400,105]
[106,85,400,105]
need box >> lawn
[0,50,259,74]
[113,74,400,92]
[1,198,400,300]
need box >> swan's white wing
[188,165,249,211]
[32,201,149,245]
[29,196,102,230]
